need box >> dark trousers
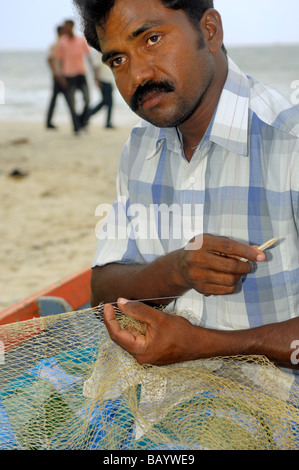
[88,82,113,127]
[66,74,90,129]
[46,78,81,132]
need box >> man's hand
[103,297,299,369]
[91,234,266,307]
[104,299,201,365]
[177,234,265,296]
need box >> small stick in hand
[239,238,278,262]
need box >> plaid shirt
[93,59,299,375]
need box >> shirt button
[189,176,196,184]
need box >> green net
[0,306,299,450]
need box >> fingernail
[256,254,265,262]
[118,297,128,305]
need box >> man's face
[97,0,216,128]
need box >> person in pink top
[45,24,80,134]
[56,19,92,132]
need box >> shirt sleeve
[291,138,299,231]
[81,36,90,55]
[55,39,64,61]
[91,140,147,268]
[48,44,55,60]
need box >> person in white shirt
[88,51,115,128]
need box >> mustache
[130,81,175,112]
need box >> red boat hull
[0,267,91,325]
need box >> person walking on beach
[45,24,81,134]
[88,51,115,129]
[46,25,65,129]
[55,19,93,132]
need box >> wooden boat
[0,266,91,326]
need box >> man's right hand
[90,234,266,307]
[177,234,265,296]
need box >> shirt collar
[206,58,250,157]
[146,57,250,160]
[145,127,170,160]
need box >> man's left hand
[104,299,201,365]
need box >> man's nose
[130,54,156,88]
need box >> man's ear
[200,8,224,53]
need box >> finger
[206,236,266,263]
[103,303,123,335]
[103,303,146,351]
[189,266,242,288]
[192,251,253,275]
[196,282,239,296]
[117,298,162,324]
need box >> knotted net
[0,306,299,450]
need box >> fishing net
[0,305,299,450]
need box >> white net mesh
[1,306,299,450]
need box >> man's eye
[146,35,161,46]
[110,56,125,68]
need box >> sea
[0,44,299,127]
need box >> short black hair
[73,0,222,52]
[64,19,75,26]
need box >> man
[88,50,115,128]
[45,25,80,133]
[73,0,299,378]
[55,19,92,132]
[45,25,65,129]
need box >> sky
[0,0,298,50]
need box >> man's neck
[178,54,228,162]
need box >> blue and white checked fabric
[93,59,299,376]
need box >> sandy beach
[0,120,133,310]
